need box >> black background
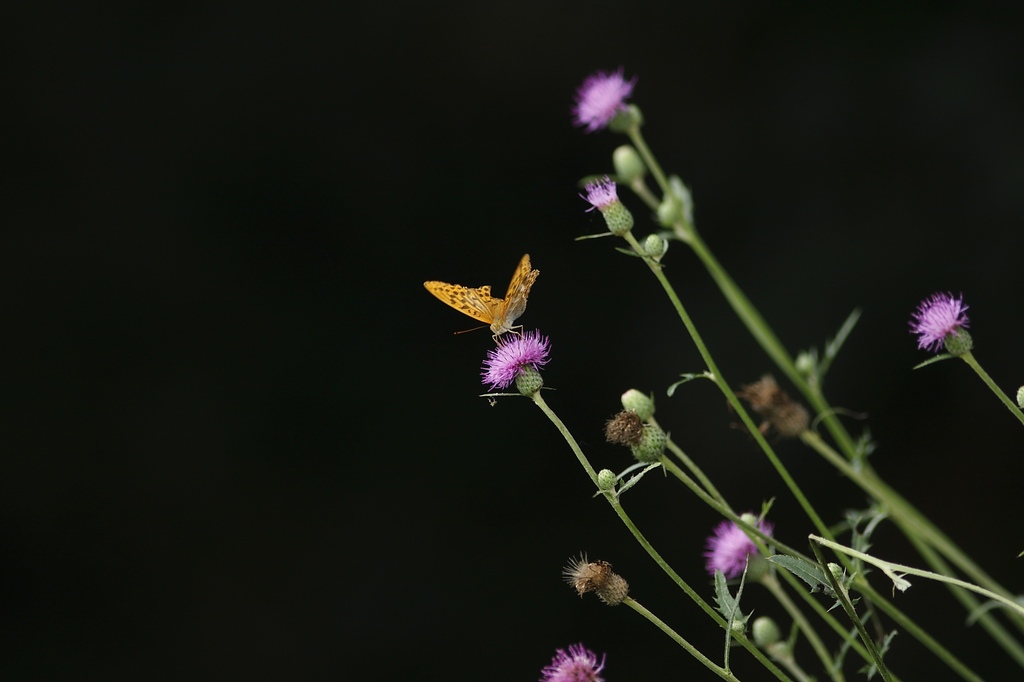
[6,2,1024,680]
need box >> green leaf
[912,353,953,369]
[666,372,712,397]
[769,555,834,596]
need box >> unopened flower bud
[612,145,646,185]
[1017,386,1024,409]
[657,194,681,227]
[630,423,666,463]
[642,233,667,260]
[794,351,815,379]
[620,389,655,420]
[752,617,782,648]
[597,469,617,492]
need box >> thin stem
[810,543,895,682]
[531,391,598,484]
[959,351,1024,428]
[759,574,843,682]
[623,598,741,681]
[660,425,726,502]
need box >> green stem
[623,598,741,681]
[810,543,895,682]
[530,391,598,484]
[959,351,1024,427]
[903,533,1024,671]
[660,425,727,502]
[759,574,843,681]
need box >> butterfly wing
[492,253,540,334]
[423,281,503,325]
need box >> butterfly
[424,254,540,338]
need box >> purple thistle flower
[540,643,606,682]
[573,68,636,132]
[481,330,551,390]
[582,176,619,212]
[910,292,970,353]
[704,517,773,579]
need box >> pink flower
[909,292,970,353]
[540,643,606,682]
[572,68,636,132]
[481,330,551,390]
[704,517,773,579]
[582,176,619,211]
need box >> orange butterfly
[424,254,540,338]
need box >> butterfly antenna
[454,325,487,336]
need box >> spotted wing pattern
[494,254,540,335]
[423,254,539,336]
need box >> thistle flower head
[582,176,633,235]
[540,643,606,682]
[909,292,971,353]
[582,176,619,212]
[481,330,551,391]
[573,67,636,132]
[705,516,773,579]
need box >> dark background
[6,2,1024,679]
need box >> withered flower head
[736,375,809,438]
[604,410,644,446]
[563,554,630,606]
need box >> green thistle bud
[1017,386,1024,409]
[943,329,973,356]
[642,234,667,260]
[656,194,681,227]
[620,389,655,421]
[597,469,617,492]
[608,104,643,133]
[612,145,646,185]
[794,351,815,379]
[752,617,782,648]
[514,365,543,396]
[602,201,634,236]
[630,423,666,463]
